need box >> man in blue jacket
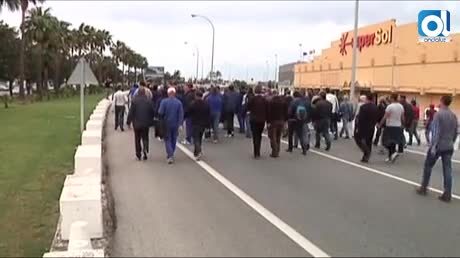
[207,86,223,143]
[223,85,239,137]
[158,87,184,164]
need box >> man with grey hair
[339,95,354,139]
[158,87,184,164]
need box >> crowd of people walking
[114,80,457,203]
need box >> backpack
[296,104,307,121]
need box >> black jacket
[268,95,288,123]
[188,99,211,128]
[127,95,155,129]
[184,90,196,118]
[248,95,268,123]
[312,99,332,122]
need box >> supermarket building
[294,19,460,113]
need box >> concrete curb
[44,98,112,257]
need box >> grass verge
[0,93,105,257]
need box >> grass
[0,93,105,257]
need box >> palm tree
[95,29,112,82]
[24,6,56,99]
[52,19,71,93]
[0,0,19,11]
[110,40,127,86]
[18,0,45,99]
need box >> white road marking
[405,148,460,164]
[274,135,460,200]
[234,123,458,198]
[177,143,330,258]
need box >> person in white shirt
[112,86,128,131]
[379,93,405,163]
[325,88,340,140]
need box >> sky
[0,0,458,81]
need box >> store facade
[294,19,460,113]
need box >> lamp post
[265,60,269,82]
[299,43,303,61]
[184,41,199,82]
[350,0,359,102]
[192,14,215,83]
[274,54,278,84]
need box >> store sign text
[339,26,393,56]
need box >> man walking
[408,99,421,146]
[400,95,414,152]
[267,90,288,158]
[313,91,332,151]
[113,86,128,131]
[286,91,310,155]
[243,87,254,138]
[325,88,340,140]
[417,95,458,203]
[425,104,437,144]
[354,93,378,163]
[373,97,387,146]
[247,86,268,159]
[183,84,196,145]
[158,87,184,164]
[223,85,239,137]
[188,91,211,160]
[379,94,405,163]
[126,87,155,161]
[207,86,223,143]
[339,95,354,139]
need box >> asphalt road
[106,110,460,257]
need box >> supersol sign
[339,26,393,56]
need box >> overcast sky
[0,1,458,81]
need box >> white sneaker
[167,158,174,164]
[195,153,202,161]
[385,158,391,163]
[181,140,188,145]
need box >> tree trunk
[54,54,61,96]
[18,7,26,100]
[44,64,49,100]
[37,45,43,101]
[9,80,14,97]
[122,62,125,86]
[134,67,137,83]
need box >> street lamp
[191,14,215,83]
[299,43,303,61]
[350,0,359,103]
[274,54,278,84]
[184,41,199,82]
[265,60,269,82]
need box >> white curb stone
[81,130,102,146]
[86,120,103,131]
[74,145,101,176]
[68,221,92,251]
[90,113,105,120]
[59,184,102,240]
[43,249,104,257]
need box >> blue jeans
[185,118,193,143]
[421,148,453,196]
[237,111,245,133]
[164,126,179,159]
[211,112,221,141]
[245,114,252,138]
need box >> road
[106,110,460,257]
